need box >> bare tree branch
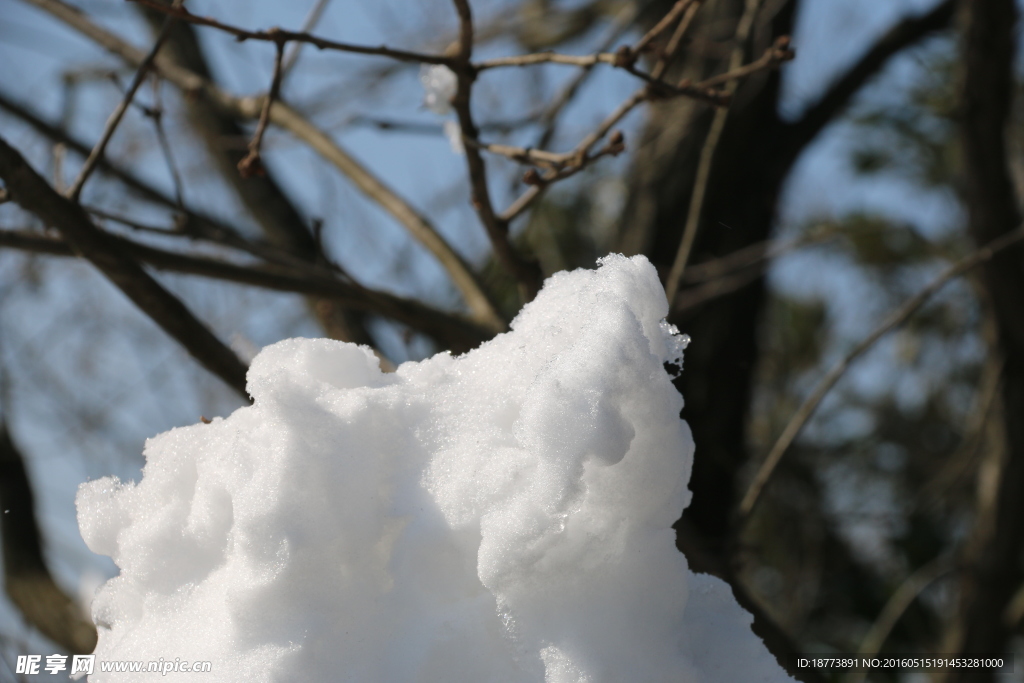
[499,132,628,222]
[663,1,782,304]
[128,0,452,65]
[237,35,285,179]
[947,0,1024,676]
[280,0,334,79]
[0,89,350,275]
[680,226,838,285]
[633,0,697,56]
[0,423,97,654]
[0,230,492,352]
[780,0,955,163]
[146,79,186,208]
[475,51,626,69]
[67,0,182,200]
[846,556,955,683]
[23,0,505,333]
[476,34,791,177]
[665,228,841,313]
[673,263,765,313]
[134,4,380,353]
[495,0,788,227]
[647,0,703,80]
[474,48,742,107]
[268,104,506,332]
[533,3,638,151]
[450,0,544,299]
[0,135,250,396]
[0,89,241,241]
[738,225,1024,520]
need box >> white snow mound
[77,254,793,682]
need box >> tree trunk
[947,0,1024,678]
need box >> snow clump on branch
[420,64,457,115]
[77,255,793,683]
[420,65,464,154]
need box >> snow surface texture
[77,255,793,683]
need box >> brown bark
[138,3,378,349]
[0,136,249,396]
[947,0,1024,678]
[0,89,285,257]
[620,0,955,677]
[623,0,794,566]
[0,230,491,352]
[0,425,97,653]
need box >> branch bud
[522,169,543,186]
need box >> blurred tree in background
[0,0,1022,681]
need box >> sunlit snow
[77,255,792,682]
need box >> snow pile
[77,255,793,682]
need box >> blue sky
[0,0,972,666]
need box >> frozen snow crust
[77,255,793,682]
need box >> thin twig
[450,0,543,298]
[0,135,250,396]
[663,1,774,303]
[649,0,703,79]
[85,203,346,275]
[0,83,322,275]
[148,78,185,207]
[52,143,66,193]
[0,229,492,351]
[497,0,747,224]
[238,35,286,178]
[626,67,733,105]
[535,2,638,151]
[907,352,1002,519]
[468,139,569,168]
[671,230,840,311]
[574,90,645,162]
[476,51,619,69]
[474,5,701,77]
[634,0,697,56]
[499,89,642,223]
[66,0,183,200]
[128,0,451,65]
[673,263,765,312]
[663,107,725,302]
[270,103,506,331]
[476,51,731,107]
[499,185,541,223]
[84,206,179,235]
[31,0,504,332]
[844,556,955,683]
[695,39,795,89]
[680,226,839,284]
[484,64,738,172]
[0,88,232,234]
[280,0,333,79]
[738,225,1024,520]
[499,134,626,222]
[340,114,532,136]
